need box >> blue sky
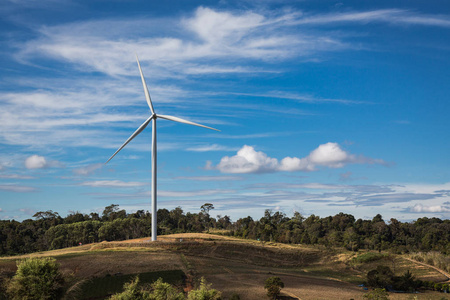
[0,0,449,222]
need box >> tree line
[0,204,448,256]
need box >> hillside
[0,233,448,300]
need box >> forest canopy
[0,205,448,256]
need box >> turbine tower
[106,56,219,241]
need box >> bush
[264,276,284,300]
[187,277,221,300]
[150,278,184,300]
[352,252,386,264]
[110,276,184,300]
[109,276,147,300]
[363,288,389,300]
[6,257,64,300]
[366,266,393,288]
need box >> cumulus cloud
[24,155,62,169]
[209,143,385,173]
[25,155,48,169]
[73,163,103,176]
[410,204,450,213]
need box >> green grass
[79,269,186,299]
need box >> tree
[187,277,221,300]
[200,204,215,232]
[264,276,284,299]
[367,266,394,288]
[7,257,64,300]
[200,203,214,216]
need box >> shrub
[187,277,221,300]
[149,278,184,300]
[352,252,386,264]
[363,288,389,300]
[366,266,393,288]
[110,276,184,300]
[264,276,284,300]
[109,276,148,300]
[6,257,64,300]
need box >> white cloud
[18,7,348,77]
[73,163,103,176]
[24,155,62,169]
[159,189,232,197]
[295,9,450,28]
[186,144,237,152]
[410,204,450,213]
[174,176,242,181]
[25,155,47,169]
[210,143,385,173]
[79,180,147,188]
[0,184,37,193]
[0,174,34,179]
[214,145,279,174]
[308,142,352,168]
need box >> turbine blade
[157,114,220,132]
[136,54,155,114]
[105,115,154,164]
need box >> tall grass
[409,251,450,273]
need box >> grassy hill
[0,233,448,300]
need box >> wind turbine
[106,56,220,241]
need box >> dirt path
[405,258,450,283]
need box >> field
[0,233,448,300]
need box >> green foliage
[367,266,393,288]
[110,277,220,300]
[109,276,150,300]
[1,205,449,257]
[187,277,221,300]
[264,276,284,299]
[6,257,64,300]
[366,266,422,292]
[109,276,185,300]
[149,278,184,300]
[363,288,390,300]
[81,270,185,299]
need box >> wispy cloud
[79,180,147,188]
[186,144,238,152]
[17,7,349,77]
[295,9,450,28]
[174,176,242,181]
[0,184,38,193]
[73,163,103,176]
[159,189,233,197]
[207,143,387,174]
[0,174,34,179]
[409,204,450,213]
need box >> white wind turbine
[106,56,220,241]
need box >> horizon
[0,0,449,222]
